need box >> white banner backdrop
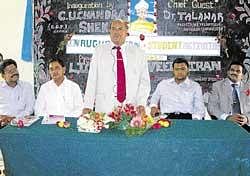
[67,35,220,58]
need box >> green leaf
[125,127,148,137]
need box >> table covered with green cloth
[0,119,249,176]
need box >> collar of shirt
[110,42,127,67]
[50,76,68,88]
[110,41,126,50]
[0,80,21,89]
[168,77,191,87]
[228,79,241,87]
[228,79,241,97]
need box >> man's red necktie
[116,46,126,103]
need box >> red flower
[108,112,115,119]
[108,111,121,121]
[123,104,136,117]
[152,122,161,129]
[63,121,71,128]
[17,120,24,128]
[244,89,250,96]
[139,34,145,41]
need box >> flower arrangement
[107,104,171,136]
[77,104,171,136]
[56,121,71,128]
[77,112,114,133]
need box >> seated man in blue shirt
[150,58,205,120]
[0,59,35,127]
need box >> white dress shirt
[83,43,150,113]
[35,77,83,117]
[0,80,34,118]
[150,78,205,120]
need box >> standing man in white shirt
[82,19,150,114]
[0,59,35,122]
[150,58,205,120]
[208,61,249,132]
[35,58,83,117]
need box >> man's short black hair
[172,58,189,68]
[48,58,65,68]
[228,61,246,74]
[0,59,17,74]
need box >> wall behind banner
[33,0,250,99]
[0,0,33,84]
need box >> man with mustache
[0,59,34,127]
[208,61,250,132]
[82,19,150,114]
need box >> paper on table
[11,116,40,127]
[41,115,65,124]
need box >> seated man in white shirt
[0,59,35,126]
[35,58,83,117]
[150,58,205,120]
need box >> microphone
[112,46,116,50]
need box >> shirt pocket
[15,94,26,112]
